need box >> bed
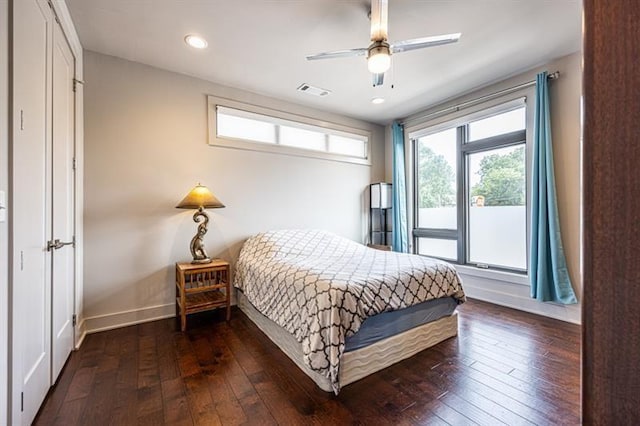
[233,229,466,394]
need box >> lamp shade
[371,182,392,209]
[176,184,225,209]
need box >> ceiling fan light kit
[367,41,391,73]
[306,0,460,87]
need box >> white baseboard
[460,273,581,324]
[84,303,176,334]
[75,318,87,349]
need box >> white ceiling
[66,0,582,125]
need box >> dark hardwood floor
[34,299,581,425]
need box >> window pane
[212,103,370,164]
[280,126,326,151]
[468,107,525,142]
[417,238,457,260]
[217,112,276,144]
[468,144,526,269]
[328,135,366,158]
[416,128,457,229]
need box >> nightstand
[175,259,231,331]
[367,243,392,251]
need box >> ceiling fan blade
[370,0,388,41]
[391,33,461,53]
[372,72,385,87]
[306,48,367,61]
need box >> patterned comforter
[234,229,466,393]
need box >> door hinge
[72,157,76,171]
[72,314,77,327]
[73,78,84,93]
[48,0,60,23]
[21,392,24,412]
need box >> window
[411,101,528,272]
[217,109,276,144]
[209,97,370,165]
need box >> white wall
[82,51,385,333]
[0,0,8,421]
[389,52,582,323]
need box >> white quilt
[234,229,466,393]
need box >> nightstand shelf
[175,260,231,331]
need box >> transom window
[411,100,528,272]
[208,96,370,165]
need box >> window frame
[208,96,372,165]
[409,96,531,274]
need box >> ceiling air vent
[297,83,332,97]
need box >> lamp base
[189,207,212,264]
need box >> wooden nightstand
[367,243,392,251]
[175,259,231,332]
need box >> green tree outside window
[471,146,525,206]
[417,145,455,208]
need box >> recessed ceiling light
[184,34,208,49]
[371,97,385,105]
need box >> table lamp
[176,184,225,264]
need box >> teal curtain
[392,122,409,253]
[529,72,577,304]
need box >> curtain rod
[400,71,560,126]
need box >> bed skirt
[237,291,458,392]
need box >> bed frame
[237,291,458,392]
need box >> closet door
[12,0,53,423]
[51,19,75,381]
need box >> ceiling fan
[306,0,461,87]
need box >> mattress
[344,296,458,351]
[238,291,458,392]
